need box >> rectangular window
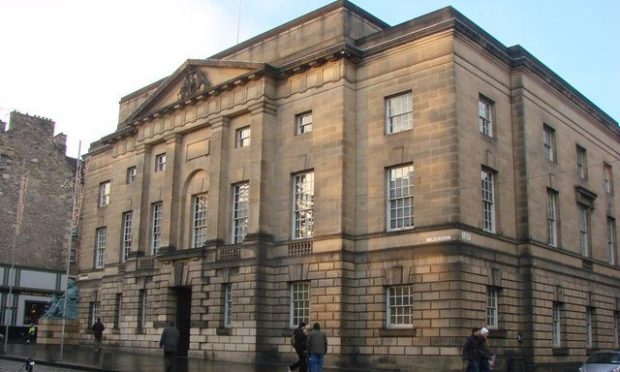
[126,166,137,184]
[579,204,590,257]
[138,289,147,330]
[121,211,132,262]
[224,284,232,327]
[95,227,106,269]
[114,294,122,328]
[479,96,493,137]
[543,125,556,162]
[236,126,251,148]
[155,153,166,172]
[387,285,414,328]
[192,194,208,248]
[151,202,163,255]
[89,301,101,326]
[608,217,617,265]
[232,183,249,244]
[0,154,9,168]
[296,111,313,135]
[604,163,613,194]
[387,165,414,231]
[586,307,593,348]
[486,287,498,328]
[615,312,619,348]
[385,92,412,134]
[552,303,561,347]
[290,282,310,328]
[98,181,110,207]
[481,169,496,233]
[577,146,587,180]
[293,171,314,239]
[547,190,558,247]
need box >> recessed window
[385,92,412,134]
[192,194,208,248]
[138,289,147,330]
[481,169,496,233]
[98,181,110,207]
[547,189,559,247]
[295,112,313,135]
[576,146,587,180]
[0,154,9,168]
[126,166,137,184]
[155,153,166,172]
[386,285,414,328]
[543,125,556,162]
[479,96,494,137]
[95,227,106,269]
[290,282,310,328]
[293,171,314,239]
[608,217,617,265]
[121,211,133,262]
[151,202,163,255]
[604,163,613,194]
[578,204,590,257]
[89,301,101,326]
[224,284,232,327]
[387,165,414,231]
[232,183,249,244]
[586,307,593,348]
[552,303,561,347]
[236,126,251,148]
[114,294,122,328]
[486,287,498,328]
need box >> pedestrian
[26,324,36,344]
[91,317,105,352]
[160,320,180,372]
[478,327,493,372]
[288,322,308,372]
[462,327,481,372]
[307,322,327,372]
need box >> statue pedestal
[37,318,81,345]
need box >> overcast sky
[1,0,618,158]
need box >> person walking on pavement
[26,324,36,344]
[91,317,105,352]
[462,327,482,372]
[478,327,494,372]
[160,320,180,372]
[307,322,327,372]
[288,322,308,372]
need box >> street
[0,358,85,372]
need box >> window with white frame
[481,169,496,233]
[387,165,414,231]
[138,289,147,330]
[192,194,208,248]
[479,96,493,137]
[224,284,232,327]
[98,181,110,207]
[385,92,412,134]
[290,282,310,328]
[151,202,162,255]
[604,163,613,194]
[293,171,314,239]
[114,294,122,328]
[387,285,414,328]
[578,204,590,257]
[121,211,132,262]
[236,126,251,148]
[552,303,561,347]
[486,286,498,328]
[296,111,313,135]
[95,227,106,269]
[543,124,556,162]
[89,301,101,326]
[126,166,137,184]
[547,189,558,247]
[155,153,166,172]
[586,307,593,348]
[232,183,249,244]
[576,146,587,180]
[608,217,617,265]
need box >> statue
[42,279,80,320]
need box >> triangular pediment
[126,59,264,123]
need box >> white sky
[1,0,618,158]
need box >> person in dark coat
[462,327,481,372]
[91,317,105,352]
[160,320,181,372]
[288,322,308,372]
[307,322,327,372]
[478,327,493,372]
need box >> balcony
[216,245,241,262]
[288,240,313,256]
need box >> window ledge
[552,347,569,356]
[379,328,416,337]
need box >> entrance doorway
[174,287,191,356]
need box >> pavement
[0,343,400,372]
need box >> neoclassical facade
[74,2,619,371]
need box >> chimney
[54,133,67,153]
[0,120,5,133]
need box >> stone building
[73,1,619,371]
[0,111,76,335]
